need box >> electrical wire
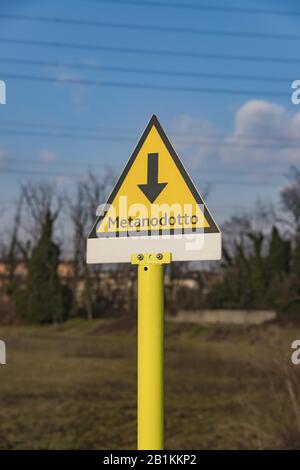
[1,37,299,64]
[0,72,288,98]
[81,0,300,18]
[0,13,299,41]
[0,56,293,84]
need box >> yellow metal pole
[131,252,171,450]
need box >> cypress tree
[16,211,64,324]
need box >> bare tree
[5,194,24,288]
[82,169,116,225]
[66,169,115,319]
[0,194,25,297]
[281,166,300,235]
[20,182,63,246]
[222,199,277,260]
[65,181,91,318]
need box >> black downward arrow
[138,153,168,203]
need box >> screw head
[137,254,144,261]
[156,253,163,260]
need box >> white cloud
[55,175,77,185]
[220,100,300,164]
[170,113,218,168]
[55,69,78,87]
[39,149,58,163]
[172,102,300,169]
[0,148,10,164]
[54,68,90,109]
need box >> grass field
[0,317,300,450]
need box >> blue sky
[0,0,300,228]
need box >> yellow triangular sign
[89,115,219,239]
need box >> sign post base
[131,252,171,450]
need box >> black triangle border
[89,115,220,239]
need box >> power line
[0,156,288,178]
[0,168,283,186]
[0,56,293,84]
[0,13,299,41]
[0,157,103,170]
[1,119,300,146]
[0,72,288,98]
[0,168,80,178]
[1,37,300,65]
[0,118,136,134]
[1,126,300,150]
[0,120,300,148]
[0,127,133,142]
[81,0,300,17]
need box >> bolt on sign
[87,115,221,263]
